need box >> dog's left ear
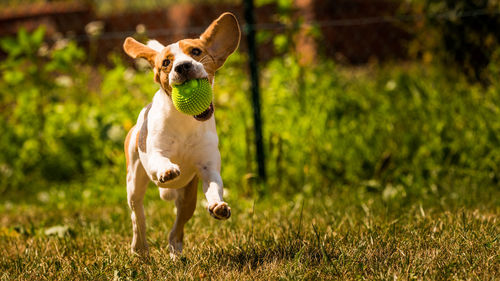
[200,12,241,70]
[123,37,158,66]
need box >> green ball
[172,79,213,115]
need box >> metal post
[243,0,266,182]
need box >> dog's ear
[123,37,158,66]
[200,12,241,70]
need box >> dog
[122,12,240,257]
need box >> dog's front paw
[157,166,181,183]
[208,202,231,220]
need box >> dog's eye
[191,48,202,56]
[162,59,170,67]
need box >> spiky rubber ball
[172,79,213,115]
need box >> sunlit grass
[1,182,498,280]
[1,27,499,280]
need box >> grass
[1,180,498,280]
[1,21,499,281]
[1,27,499,279]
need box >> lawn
[1,180,498,280]
[1,27,499,280]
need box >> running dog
[123,12,240,257]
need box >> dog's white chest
[159,135,200,188]
[140,110,218,189]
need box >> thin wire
[314,8,500,27]
[75,8,500,42]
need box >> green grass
[1,181,498,280]
[1,28,499,280]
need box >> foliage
[0,25,498,281]
[0,28,153,191]
[404,0,500,83]
[1,28,499,201]
[260,56,499,198]
[215,54,500,201]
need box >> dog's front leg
[197,154,231,220]
[148,152,181,183]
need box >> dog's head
[123,12,240,121]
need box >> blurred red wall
[0,0,410,64]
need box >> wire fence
[2,2,500,66]
[72,8,500,40]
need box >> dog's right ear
[200,12,241,70]
[123,37,158,66]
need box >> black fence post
[243,0,266,182]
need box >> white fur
[140,87,220,194]
[168,43,208,85]
[146,40,164,52]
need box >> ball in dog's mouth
[193,102,214,121]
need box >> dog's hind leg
[125,126,150,256]
[162,176,198,258]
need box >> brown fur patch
[156,47,175,93]
[138,103,152,152]
[179,39,217,83]
[124,125,136,170]
[123,37,157,65]
[135,127,140,150]
[199,12,241,70]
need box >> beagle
[123,12,241,257]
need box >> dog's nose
[174,62,193,75]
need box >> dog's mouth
[193,102,214,121]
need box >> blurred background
[0,0,499,202]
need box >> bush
[0,28,498,201]
[0,28,153,191]
[405,0,500,84]
[214,53,499,200]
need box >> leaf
[31,27,45,47]
[17,28,30,54]
[0,37,21,57]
